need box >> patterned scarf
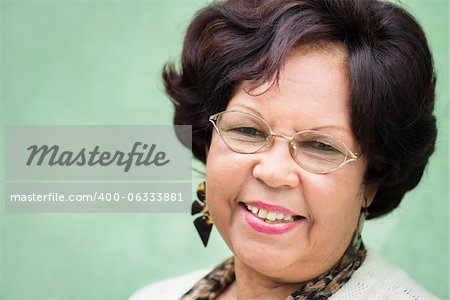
[180,218,367,300]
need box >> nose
[252,136,300,189]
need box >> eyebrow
[227,104,354,136]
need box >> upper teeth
[245,204,294,222]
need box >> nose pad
[289,141,297,159]
[265,136,275,148]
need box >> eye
[229,127,267,138]
[300,141,342,154]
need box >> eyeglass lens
[214,111,350,173]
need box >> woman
[132,0,438,299]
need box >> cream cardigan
[130,251,439,300]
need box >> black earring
[191,181,213,247]
[352,196,369,249]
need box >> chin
[231,237,296,277]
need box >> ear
[363,184,378,208]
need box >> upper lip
[241,201,303,217]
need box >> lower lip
[239,204,303,235]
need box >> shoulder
[332,250,439,300]
[129,268,211,300]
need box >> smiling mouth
[239,202,305,224]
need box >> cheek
[303,170,364,246]
[205,136,250,239]
[205,136,247,195]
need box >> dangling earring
[351,196,369,249]
[191,181,213,247]
[363,196,369,217]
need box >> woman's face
[206,44,370,283]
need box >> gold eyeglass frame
[209,110,361,174]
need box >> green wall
[1,0,448,299]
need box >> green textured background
[0,0,448,299]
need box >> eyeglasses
[209,110,361,174]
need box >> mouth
[239,201,305,235]
[239,202,305,224]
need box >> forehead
[229,43,351,131]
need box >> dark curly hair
[162,0,437,219]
